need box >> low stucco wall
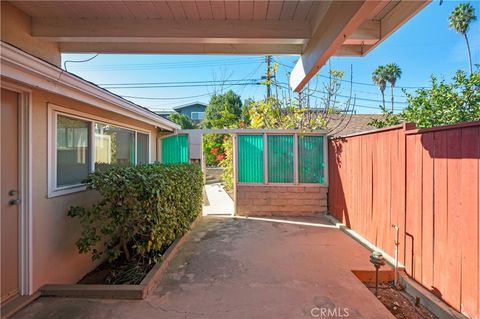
[26,85,160,292]
[236,185,328,216]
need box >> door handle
[8,199,20,206]
[8,190,18,196]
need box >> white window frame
[48,103,151,198]
[191,111,205,120]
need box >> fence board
[446,129,462,310]
[421,132,434,290]
[432,130,449,302]
[459,127,479,319]
[328,122,480,318]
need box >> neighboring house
[173,102,207,123]
[155,102,207,123]
[326,114,386,137]
[154,109,175,120]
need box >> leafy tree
[449,3,477,75]
[168,112,196,129]
[402,69,479,127]
[372,65,388,108]
[248,97,327,130]
[204,90,243,129]
[203,90,243,166]
[370,69,480,128]
[368,105,402,128]
[384,63,402,112]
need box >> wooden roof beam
[59,42,304,55]
[343,20,380,46]
[289,1,384,92]
[361,0,431,55]
[32,18,310,46]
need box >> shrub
[203,133,225,166]
[67,163,203,266]
[219,135,234,190]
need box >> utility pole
[266,55,271,98]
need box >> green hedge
[67,163,203,265]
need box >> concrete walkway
[202,183,234,216]
[13,216,394,319]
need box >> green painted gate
[298,135,324,184]
[238,135,264,183]
[161,135,189,164]
[268,135,294,183]
[237,134,325,184]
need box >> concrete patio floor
[13,216,394,319]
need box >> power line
[99,76,408,104]
[275,59,430,90]
[273,81,405,111]
[106,82,260,89]
[119,93,213,100]
[68,58,263,71]
[99,79,260,87]
[70,57,262,68]
[108,61,266,103]
[275,82,408,105]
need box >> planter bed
[353,270,439,319]
[40,215,202,300]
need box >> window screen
[268,135,294,183]
[56,115,90,187]
[298,135,324,184]
[94,123,135,169]
[191,112,205,120]
[238,135,264,183]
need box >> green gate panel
[298,136,324,184]
[162,135,189,164]
[238,135,264,183]
[268,135,294,183]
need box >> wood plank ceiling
[12,1,318,21]
[7,0,430,91]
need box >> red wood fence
[328,121,480,319]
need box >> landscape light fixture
[370,251,386,296]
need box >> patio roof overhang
[7,0,429,92]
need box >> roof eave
[0,41,180,131]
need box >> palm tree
[384,63,402,112]
[372,66,387,108]
[449,3,477,75]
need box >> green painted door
[161,135,189,164]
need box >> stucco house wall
[1,72,169,293]
[29,86,160,291]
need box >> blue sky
[62,0,479,114]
